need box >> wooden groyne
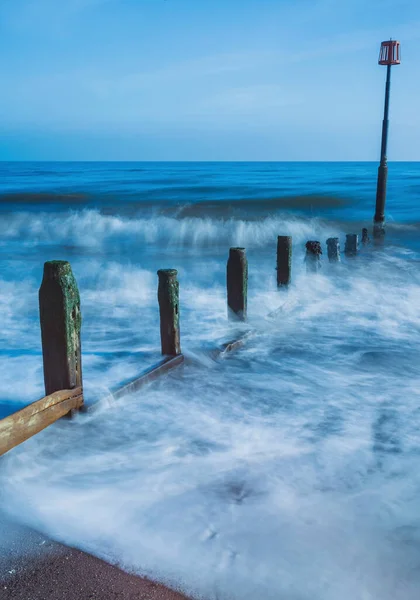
[0,226,371,456]
[0,388,83,455]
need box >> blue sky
[1,0,419,160]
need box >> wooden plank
[220,337,248,355]
[1,387,83,423]
[112,355,184,400]
[0,388,83,456]
[211,330,254,360]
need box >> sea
[0,161,420,599]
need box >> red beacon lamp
[373,39,401,238]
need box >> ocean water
[1,161,420,599]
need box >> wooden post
[305,241,322,273]
[276,236,292,287]
[39,261,82,400]
[227,247,248,321]
[157,269,181,356]
[326,237,340,262]
[362,228,370,245]
[345,234,358,257]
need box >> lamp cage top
[379,40,401,65]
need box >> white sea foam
[0,210,331,250]
[1,242,420,599]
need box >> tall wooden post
[305,241,322,273]
[39,261,83,398]
[326,238,340,263]
[157,269,181,356]
[276,236,292,287]
[227,247,248,321]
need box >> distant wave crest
[0,191,349,217]
[0,210,330,249]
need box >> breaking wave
[0,210,337,250]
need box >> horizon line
[1,160,420,164]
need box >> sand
[0,520,191,600]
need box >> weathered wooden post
[39,261,83,400]
[305,241,322,273]
[157,269,181,356]
[345,234,358,257]
[227,247,248,321]
[326,238,340,263]
[276,236,292,287]
[362,228,370,245]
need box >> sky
[0,0,420,161]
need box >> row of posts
[38,261,182,401]
[227,227,371,321]
[38,229,370,400]
[305,227,369,271]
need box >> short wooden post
[345,234,358,257]
[227,247,248,321]
[326,237,340,262]
[276,236,292,287]
[362,228,370,245]
[39,261,83,399]
[305,241,322,273]
[157,269,181,356]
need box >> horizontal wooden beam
[211,330,254,360]
[111,355,184,400]
[0,387,83,456]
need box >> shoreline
[1,520,191,600]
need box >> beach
[1,521,189,600]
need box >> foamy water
[1,162,420,599]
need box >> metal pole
[374,63,392,238]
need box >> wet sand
[0,521,191,600]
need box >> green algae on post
[39,261,83,399]
[157,269,181,356]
